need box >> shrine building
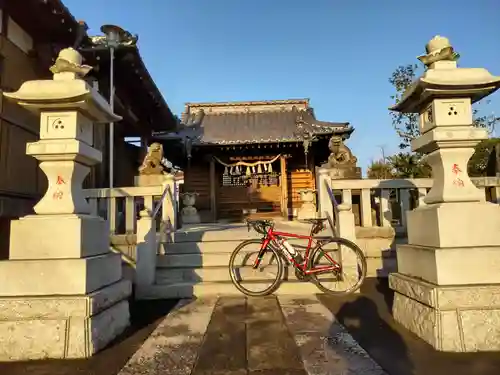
[154,99,359,222]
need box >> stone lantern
[0,48,131,360]
[388,36,500,352]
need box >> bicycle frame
[253,227,341,275]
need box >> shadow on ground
[0,297,180,375]
[318,278,500,375]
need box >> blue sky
[64,0,500,170]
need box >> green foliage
[389,64,420,150]
[386,152,431,178]
[366,153,432,179]
[367,159,393,179]
[468,138,500,176]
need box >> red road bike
[228,218,367,296]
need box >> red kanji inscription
[56,175,65,185]
[451,164,462,175]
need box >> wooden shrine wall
[215,155,283,221]
[217,185,281,219]
[184,164,211,211]
[287,170,315,209]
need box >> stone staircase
[140,223,321,299]
[137,222,403,299]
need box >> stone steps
[172,222,317,243]
[156,245,396,274]
[139,280,323,299]
[141,223,402,299]
[156,264,313,283]
[159,238,315,255]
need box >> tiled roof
[154,105,352,145]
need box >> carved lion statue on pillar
[325,135,357,167]
[138,142,165,175]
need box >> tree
[389,64,420,150]
[469,138,500,176]
[386,152,431,178]
[367,159,393,179]
[389,64,500,177]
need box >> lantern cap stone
[49,47,92,79]
[390,35,500,113]
[2,47,121,123]
[417,35,460,67]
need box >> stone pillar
[135,210,157,293]
[336,204,360,294]
[0,48,131,360]
[388,36,500,352]
[315,167,333,221]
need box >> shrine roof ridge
[185,98,310,108]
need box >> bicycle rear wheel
[228,239,284,297]
[309,237,366,296]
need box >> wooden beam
[280,155,288,218]
[209,157,217,222]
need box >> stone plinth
[0,48,130,361]
[389,273,500,352]
[135,174,169,187]
[388,36,500,352]
[329,165,362,179]
[0,280,131,360]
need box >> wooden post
[209,156,217,222]
[280,155,288,218]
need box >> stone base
[297,205,317,220]
[407,201,500,248]
[9,214,108,259]
[182,213,201,224]
[389,273,500,352]
[134,174,170,187]
[325,166,362,179]
[396,243,500,285]
[0,279,131,361]
[0,252,122,296]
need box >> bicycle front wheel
[228,239,284,297]
[309,237,367,296]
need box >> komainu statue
[138,142,165,175]
[322,135,361,179]
[325,135,357,167]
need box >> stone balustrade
[320,175,500,233]
[83,178,177,260]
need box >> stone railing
[317,170,500,234]
[83,179,177,260]
[317,172,500,277]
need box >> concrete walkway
[2,279,500,375]
[119,295,385,375]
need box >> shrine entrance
[153,98,356,224]
[215,154,285,221]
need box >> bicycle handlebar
[246,219,274,235]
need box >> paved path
[119,295,385,375]
[2,279,500,375]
